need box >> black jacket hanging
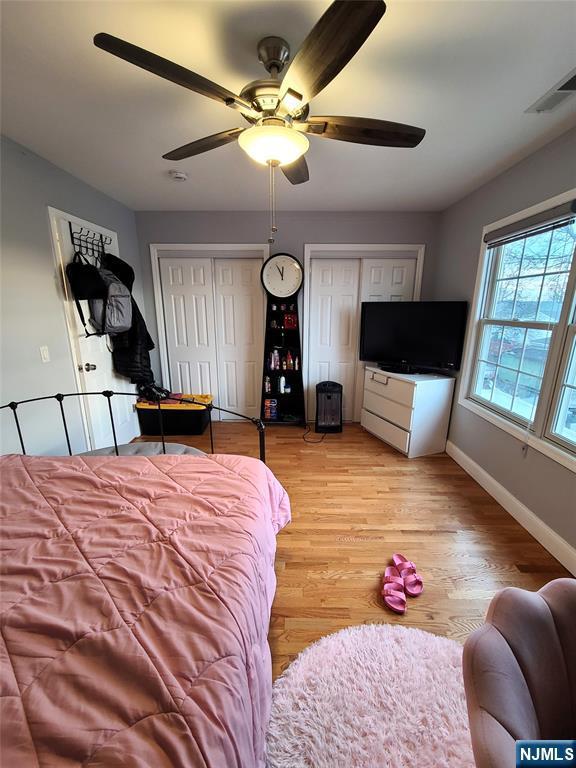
[100,253,156,384]
[110,299,155,384]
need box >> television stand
[361,366,455,458]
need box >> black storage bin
[136,395,212,436]
[315,381,343,433]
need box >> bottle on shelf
[295,356,299,371]
[286,351,293,370]
[272,349,280,370]
[279,376,286,394]
[264,376,271,393]
[264,398,278,420]
[282,356,287,371]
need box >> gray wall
[135,210,441,376]
[3,127,573,548]
[430,127,576,547]
[0,136,142,454]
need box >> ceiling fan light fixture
[238,123,309,166]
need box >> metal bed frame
[1,391,267,464]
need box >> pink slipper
[392,553,424,597]
[382,565,406,614]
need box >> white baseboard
[446,440,576,576]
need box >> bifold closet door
[213,259,265,419]
[307,256,418,423]
[161,257,264,418]
[352,257,418,420]
[308,259,361,422]
[360,258,416,302]
[160,258,218,396]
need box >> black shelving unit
[261,300,305,425]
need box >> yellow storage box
[136,394,212,435]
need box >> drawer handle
[371,373,389,385]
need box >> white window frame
[545,313,576,453]
[458,188,576,474]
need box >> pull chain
[268,160,278,244]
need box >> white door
[50,209,140,451]
[308,259,361,422]
[360,259,416,302]
[352,258,418,419]
[307,256,419,423]
[213,259,265,420]
[160,258,218,399]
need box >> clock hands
[276,264,285,280]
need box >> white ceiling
[2,0,575,212]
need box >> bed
[0,452,290,767]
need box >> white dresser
[360,366,455,458]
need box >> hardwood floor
[139,421,570,679]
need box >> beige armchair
[463,578,576,768]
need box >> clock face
[261,253,303,298]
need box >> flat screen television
[359,301,468,372]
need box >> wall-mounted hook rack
[68,222,112,263]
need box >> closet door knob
[84,363,97,372]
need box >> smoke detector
[168,169,188,182]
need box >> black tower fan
[315,381,343,433]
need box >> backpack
[88,268,132,335]
[101,252,135,292]
[65,252,132,337]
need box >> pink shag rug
[266,624,475,768]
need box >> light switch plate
[40,346,50,363]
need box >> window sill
[457,396,576,474]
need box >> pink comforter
[0,453,290,767]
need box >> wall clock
[261,253,303,298]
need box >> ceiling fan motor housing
[248,38,310,120]
[239,80,310,123]
[240,79,281,115]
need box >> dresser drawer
[363,389,413,431]
[364,370,415,408]
[361,408,410,454]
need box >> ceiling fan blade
[163,128,245,161]
[94,33,258,118]
[277,1,385,114]
[296,116,425,147]
[281,156,310,185]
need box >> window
[466,199,576,463]
[547,314,576,450]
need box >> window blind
[483,199,576,247]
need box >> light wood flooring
[139,421,570,679]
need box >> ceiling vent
[526,68,576,113]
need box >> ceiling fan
[94,0,425,185]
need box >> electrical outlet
[39,346,50,363]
